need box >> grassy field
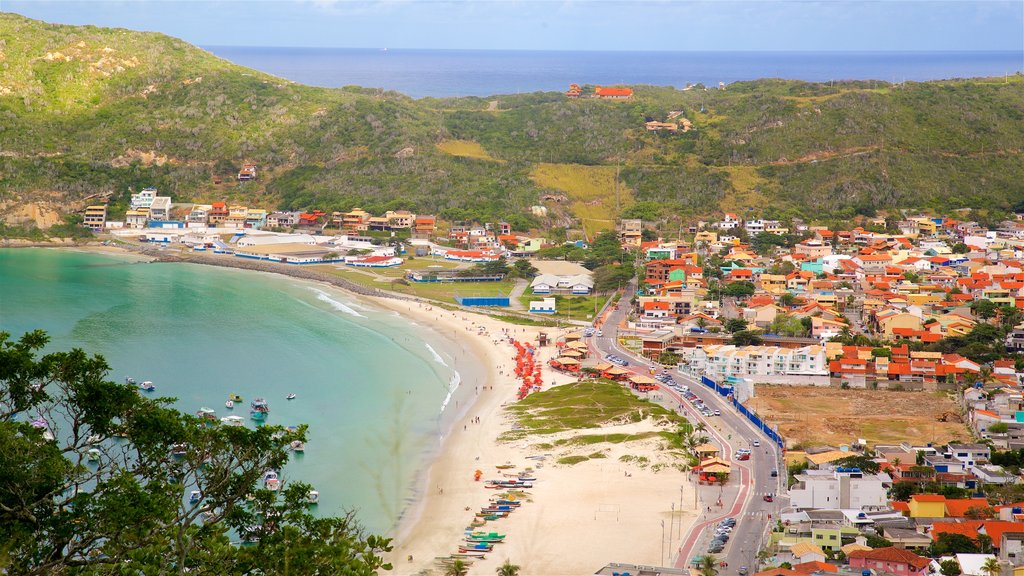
[435,139,503,162]
[750,386,970,448]
[529,163,633,238]
[518,294,607,322]
[506,380,684,437]
[716,165,770,213]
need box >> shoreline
[4,242,698,575]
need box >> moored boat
[225,400,234,409]
[250,397,269,421]
[189,490,201,504]
[290,439,305,453]
[220,415,245,427]
[139,380,156,391]
[306,490,319,505]
[286,393,296,400]
[229,394,243,402]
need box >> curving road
[588,288,787,573]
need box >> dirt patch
[748,386,970,449]
[0,201,63,228]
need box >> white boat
[196,407,217,421]
[220,415,245,427]
[225,400,234,409]
[86,434,102,445]
[286,393,297,400]
[86,448,101,462]
[290,440,305,453]
[189,490,202,504]
[265,478,280,491]
[306,490,319,505]
[139,380,155,391]
[263,470,279,482]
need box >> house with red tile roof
[847,547,930,576]
[593,86,633,99]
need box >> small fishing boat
[495,464,515,470]
[171,443,188,457]
[86,434,102,444]
[290,440,305,453]
[225,400,234,409]
[459,546,492,554]
[286,393,296,400]
[220,415,245,427]
[265,478,280,491]
[86,448,101,462]
[139,381,156,392]
[467,531,505,539]
[450,552,486,559]
[460,542,493,551]
[189,490,201,504]
[305,490,319,505]
[196,407,217,421]
[229,394,243,402]
[125,377,136,386]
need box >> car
[752,440,761,447]
[771,469,779,477]
[763,494,774,502]
[713,410,721,416]
[708,545,724,553]
[739,568,749,575]
[596,330,604,337]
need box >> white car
[714,410,721,416]
[596,330,604,337]
[752,440,761,447]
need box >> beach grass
[506,380,684,435]
[517,294,607,322]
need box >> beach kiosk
[695,457,731,485]
[694,443,720,460]
[628,374,658,392]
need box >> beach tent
[566,340,589,350]
[564,332,582,341]
[628,374,658,391]
[560,349,583,358]
[601,366,630,380]
[694,443,720,459]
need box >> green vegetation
[4,15,1024,228]
[519,294,607,321]
[506,380,684,435]
[0,330,391,574]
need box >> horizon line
[201,45,1024,55]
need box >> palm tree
[496,559,521,576]
[698,553,718,576]
[445,559,469,576]
[980,557,1000,576]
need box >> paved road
[589,286,787,573]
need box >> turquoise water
[0,248,470,534]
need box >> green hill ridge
[2,13,1023,230]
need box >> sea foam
[424,343,448,367]
[310,288,364,318]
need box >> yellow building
[907,494,947,518]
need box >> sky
[3,0,1023,52]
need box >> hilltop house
[593,86,633,100]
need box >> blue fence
[455,296,510,307]
[699,375,785,448]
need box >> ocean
[204,46,1024,98]
[0,248,474,534]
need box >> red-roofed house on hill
[593,86,633,100]
[847,547,930,576]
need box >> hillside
[2,13,1023,232]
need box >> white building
[149,196,172,220]
[788,469,891,511]
[235,233,318,248]
[745,219,765,235]
[130,187,157,210]
[531,273,594,295]
[187,204,211,225]
[529,297,557,314]
[680,344,827,379]
[718,213,741,230]
[947,443,991,467]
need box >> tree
[0,330,392,575]
[698,554,718,576]
[865,533,893,548]
[779,293,797,307]
[833,455,880,474]
[964,505,997,520]
[952,242,970,254]
[725,318,748,333]
[988,422,1010,434]
[930,532,980,555]
[593,264,634,292]
[512,259,538,278]
[981,557,1000,576]
[496,559,521,576]
[972,299,998,320]
[731,330,764,346]
[658,352,681,366]
[446,558,470,576]
[940,559,962,576]
[722,282,756,298]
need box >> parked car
[596,330,604,337]
[770,469,778,477]
[713,410,721,416]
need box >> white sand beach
[378,299,698,576]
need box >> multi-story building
[149,196,172,220]
[266,211,301,229]
[208,202,229,225]
[617,219,643,247]
[130,187,157,210]
[788,468,891,510]
[681,344,826,379]
[386,210,416,229]
[125,208,149,229]
[187,204,211,226]
[83,205,107,232]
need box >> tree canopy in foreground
[0,330,392,575]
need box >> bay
[204,47,1024,98]
[0,248,467,535]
